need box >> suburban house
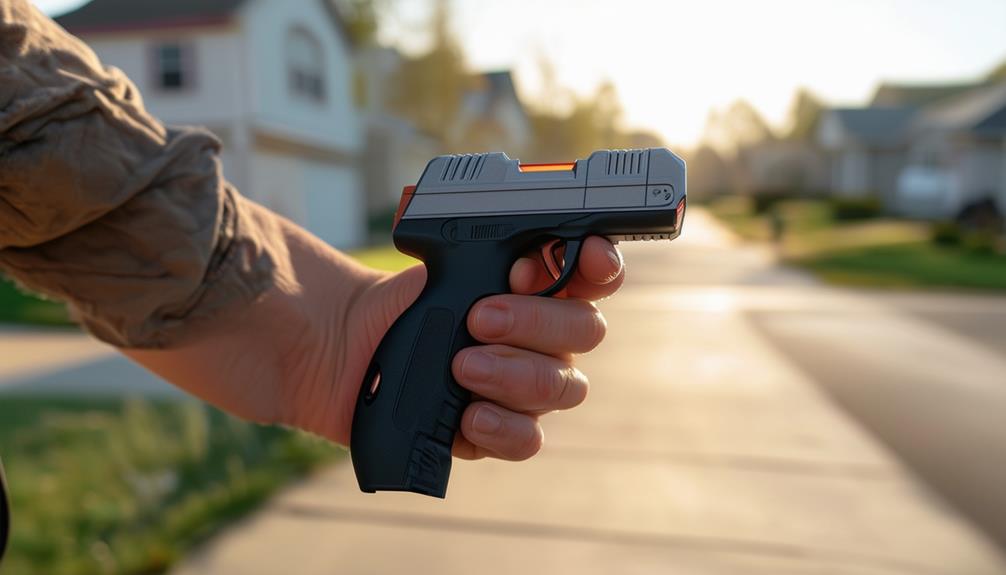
[816,106,915,201]
[817,77,1006,220]
[452,70,532,160]
[355,45,440,219]
[900,82,1006,219]
[56,0,365,248]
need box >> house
[452,71,532,159]
[897,82,1006,219]
[816,76,1006,218]
[56,0,365,248]
[816,106,916,202]
[355,46,441,219]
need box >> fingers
[453,345,589,413]
[509,236,624,301]
[468,294,606,356]
[453,401,544,461]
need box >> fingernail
[603,249,622,283]
[476,304,513,338]
[462,352,496,383]
[473,407,503,435]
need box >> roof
[463,70,527,119]
[870,82,982,108]
[55,0,350,45]
[916,81,1006,136]
[55,0,248,32]
[827,107,917,147]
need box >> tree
[387,0,470,144]
[334,0,381,46]
[700,99,773,156]
[528,79,633,161]
[784,88,823,142]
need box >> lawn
[0,245,412,574]
[0,277,69,326]
[0,396,340,575]
[706,195,1006,291]
[350,244,417,272]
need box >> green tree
[784,88,823,141]
[701,100,773,156]
[334,0,381,46]
[388,0,470,144]
[528,80,630,161]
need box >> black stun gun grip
[351,148,686,497]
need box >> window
[153,42,193,91]
[287,28,325,102]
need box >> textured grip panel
[394,308,456,430]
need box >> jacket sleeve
[0,0,290,348]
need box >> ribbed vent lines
[605,149,646,176]
[440,154,487,182]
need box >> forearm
[122,205,382,442]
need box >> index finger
[509,236,625,301]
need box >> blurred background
[2,0,1006,573]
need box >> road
[163,208,1006,575]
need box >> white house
[452,71,532,159]
[56,0,365,248]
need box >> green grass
[350,245,418,272]
[796,242,1006,290]
[707,195,1006,291]
[0,277,70,326]
[0,396,340,575]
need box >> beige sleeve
[0,0,290,348]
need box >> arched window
[287,27,325,102]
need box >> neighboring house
[355,46,440,218]
[816,78,1006,218]
[743,139,828,194]
[898,82,1006,219]
[56,0,365,248]
[453,71,532,159]
[816,107,916,202]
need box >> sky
[35,0,1006,147]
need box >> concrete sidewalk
[151,209,1001,573]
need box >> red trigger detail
[393,185,416,231]
[541,239,563,281]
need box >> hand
[123,208,625,464]
[334,236,624,460]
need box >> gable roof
[55,0,350,46]
[55,0,248,32]
[870,82,982,108]
[827,107,916,147]
[917,81,1006,137]
[463,71,527,119]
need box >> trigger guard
[534,239,584,297]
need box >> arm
[0,0,624,460]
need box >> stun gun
[351,148,687,497]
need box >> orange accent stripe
[393,185,416,231]
[518,162,575,173]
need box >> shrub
[829,197,882,221]
[751,189,795,214]
[931,221,961,246]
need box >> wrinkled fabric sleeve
[0,0,289,348]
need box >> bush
[751,190,794,214]
[931,221,962,246]
[829,197,882,221]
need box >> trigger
[534,239,584,297]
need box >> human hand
[335,236,625,461]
